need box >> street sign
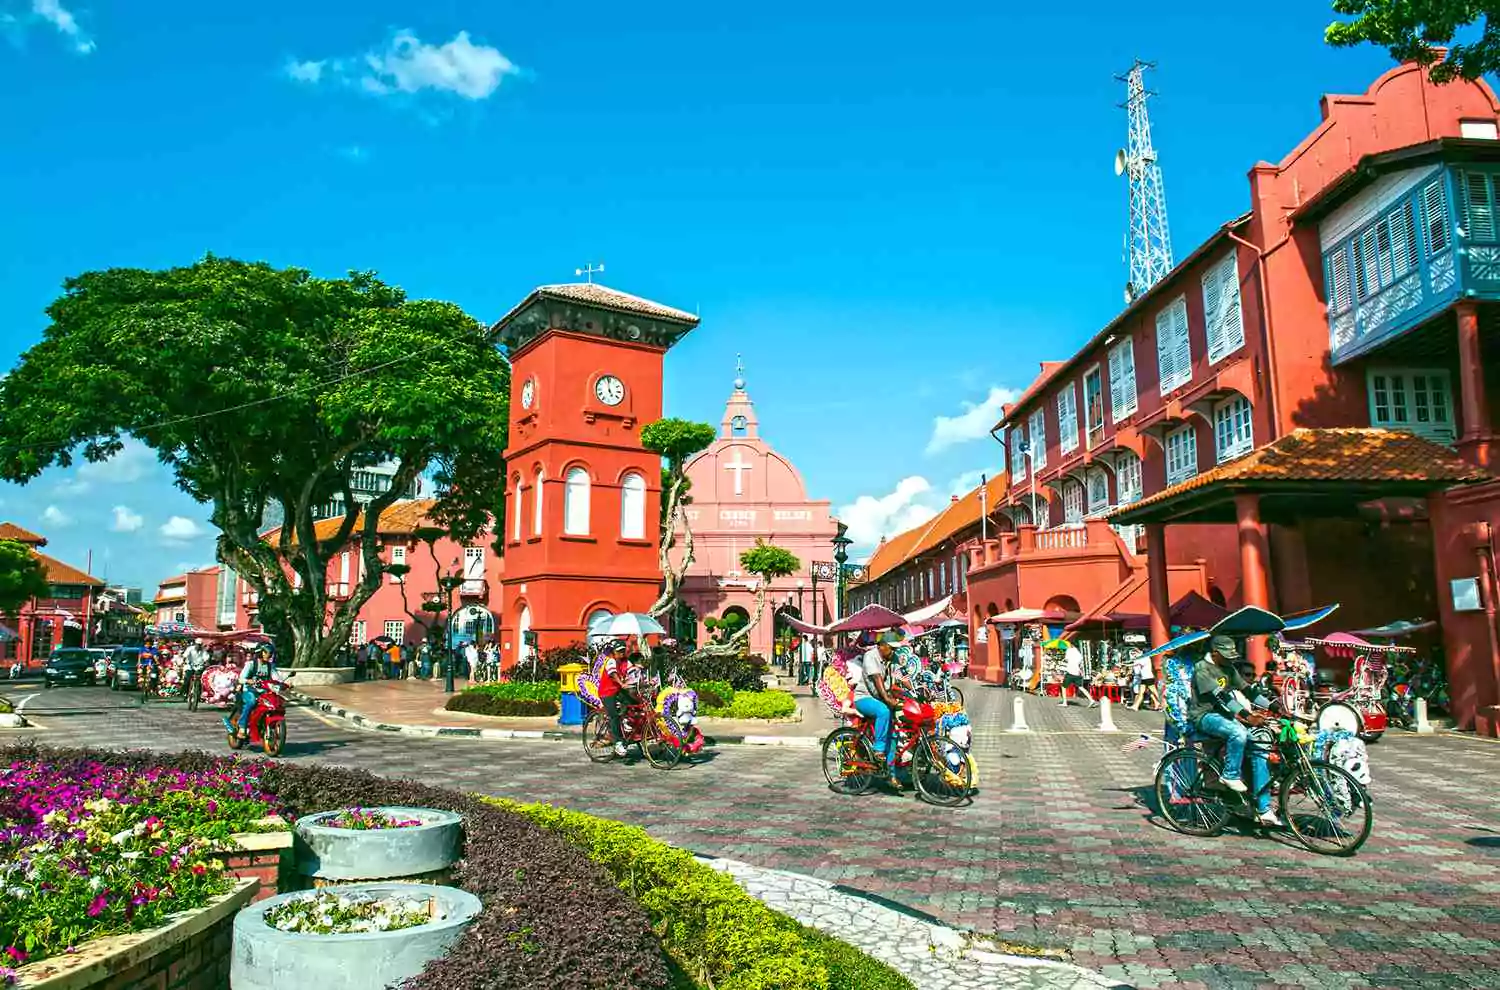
[811,561,839,581]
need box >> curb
[289,689,824,747]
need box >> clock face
[520,379,535,409]
[595,375,625,406]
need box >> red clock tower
[492,282,699,665]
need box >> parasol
[1353,618,1435,638]
[1041,637,1070,651]
[589,612,667,638]
[1300,631,1416,655]
[826,604,907,633]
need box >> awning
[989,608,1066,624]
[827,604,907,633]
[902,595,956,627]
[780,614,831,636]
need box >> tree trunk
[648,474,694,619]
[727,577,769,654]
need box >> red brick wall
[96,909,233,990]
[211,847,290,903]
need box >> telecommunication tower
[1114,60,1174,304]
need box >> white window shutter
[1172,301,1191,385]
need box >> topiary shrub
[687,680,734,710]
[509,642,587,684]
[490,798,916,990]
[1,744,674,990]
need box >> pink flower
[87,894,107,917]
[3,947,26,963]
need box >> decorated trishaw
[1270,631,1407,742]
[194,630,274,711]
[575,614,704,769]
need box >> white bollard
[1008,695,1031,733]
[1098,696,1118,732]
[1415,697,1434,734]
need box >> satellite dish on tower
[1114,149,1127,176]
[1124,282,1136,304]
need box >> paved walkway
[12,686,1500,989]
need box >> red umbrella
[827,604,907,633]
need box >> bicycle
[186,667,203,711]
[821,698,972,807]
[1153,714,1373,855]
[581,692,682,769]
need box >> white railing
[461,579,486,596]
[1035,526,1089,551]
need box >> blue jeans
[1197,712,1271,814]
[238,686,260,731]
[854,697,894,764]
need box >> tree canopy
[1327,1,1500,81]
[640,418,716,618]
[0,257,509,665]
[0,540,48,618]
[733,540,802,648]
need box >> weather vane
[575,262,605,284]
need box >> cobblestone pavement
[10,685,1500,990]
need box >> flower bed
[322,808,423,830]
[264,888,436,934]
[0,752,281,972]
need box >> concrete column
[1235,493,1272,674]
[1018,524,1038,553]
[1457,302,1495,469]
[1145,524,1170,652]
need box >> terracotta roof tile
[0,523,46,546]
[866,473,1009,580]
[1115,428,1488,520]
[35,552,104,586]
[262,499,452,546]
[494,283,701,334]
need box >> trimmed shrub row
[2,744,674,990]
[491,798,916,990]
[445,682,561,717]
[701,689,799,720]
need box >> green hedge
[701,689,798,720]
[487,799,914,990]
[462,682,562,701]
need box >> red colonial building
[0,522,105,667]
[967,58,1500,733]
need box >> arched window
[620,472,647,539]
[586,608,614,638]
[1063,481,1085,525]
[511,476,523,542]
[533,468,544,536]
[564,467,591,535]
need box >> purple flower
[87,894,107,917]
[3,947,26,963]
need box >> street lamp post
[832,524,853,622]
[439,557,462,693]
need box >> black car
[45,648,98,688]
[108,646,142,691]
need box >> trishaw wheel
[1279,760,1372,856]
[1154,748,1231,837]
[643,719,683,770]
[263,720,286,757]
[821,727,877,795]
[581,710,614,763]
[948,686,965,707]
[912,732,972,807]
[1315,701,1362,736]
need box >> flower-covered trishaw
[1146,603,1374,855]
[1269,631,1412,742]
[193,630,275,711]
[813,605,977,806]
[140,622,207,701]
[575,613,705,769]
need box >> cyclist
[138,637,160,695]
[598,639,638,758]
[1189,635,1279,827]
[851,630,903,782]
[231,645,279,738]
[183,638,209,701]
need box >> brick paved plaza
[10,684,1500,990]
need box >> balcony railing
[1035,525,1088,550]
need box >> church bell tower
[493,282,699,664]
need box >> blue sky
[0,1,1400,588]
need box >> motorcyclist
[231,644,279,737]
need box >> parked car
[88,647,112,681]
[45,648,98,688]
[108,646,141,691]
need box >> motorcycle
[222,676,288,756]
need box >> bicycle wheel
[912,732,972,807]
[821,727,877,795]
[642,718,683,770]
[947,685,965,707]
[1279,759,1373,856]
[581,710,615,763]
[1154,748,1232,837]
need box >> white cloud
[53,477,92,497]
[836,476,938,551]
[78,437,156,484]
[946,469,987,497]
[31,0,93,53]
[111,505,143,533]
[338,144,369,162]
[159,516,206,542]
[285,58,325,83]
[288,30,521,102]
[41,504,72,528]
[925,386,1019,455]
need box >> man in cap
[851,630,904,780]
[1189,635,1278,827]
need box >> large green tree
[1327,1,1500,81]
[639,418,716,619]
[0,257,509,667]
[0,539,48,618]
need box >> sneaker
[612,742,627,757]
[1255,810,1283,827]
[1221,777,1248,794]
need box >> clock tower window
[533,468,545,536]
[564,467,592,535]
[511,476,523,543]
[620,472,647,540]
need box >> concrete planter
[294,807,462,882]
[230,883,480,990]
[284,666,354,686]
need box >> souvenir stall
[987,608,1065,689]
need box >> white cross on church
[724,451,753,496]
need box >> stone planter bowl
[230,882,480,990]
[295,807,462,881]
[283,666,355,686]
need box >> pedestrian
[1060,640,1096,708]
[406,641,419,680]
[1129,648,1161,711]
[386,641,401,680]
[463,639,479,680]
